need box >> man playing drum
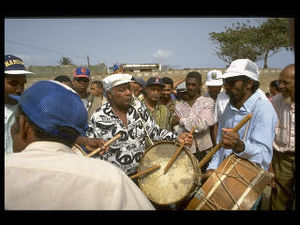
[86,73,193,177]
[203,59,277,209]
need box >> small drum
[138,141,201,209]
[186,154,274,210]
[71,144,87,156]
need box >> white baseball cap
[102,73,134,91]
[221,59,260,81]
[205,70,223,86]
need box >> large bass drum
[138,141,201,210]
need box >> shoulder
[196,96,214,106]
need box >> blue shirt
[207,91,277,171]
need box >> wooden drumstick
[86,133,122,157]
[129,165,161,179]
[163,127,197,174]
[198,113,253,169]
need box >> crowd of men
[4,54,295,211]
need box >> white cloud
[153,49,172,61]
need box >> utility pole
[87,55,90,68]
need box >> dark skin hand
[75,136,109,155]
[201,128,245,183]
[221,128,245,153]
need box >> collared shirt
[5,141,155,210]
[86,100,178,175]
[214,89,269,123]
[271,94,295,153]
[207,91,277,171]
[5,104,17,155]
[141,99,172,131]
[174,96,215,153]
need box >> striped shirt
[271,94,295,153]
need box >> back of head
[54,75,72,83]
[10,80,88,146]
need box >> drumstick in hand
[129,165,161,179]
[163,127,197,174]
[86,133,122,157]
[198,113,253,169]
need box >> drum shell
[186,154,273,210]
[138,141,201,208]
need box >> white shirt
[5,104,17,155]
[271,94,295,153]
[5,141,155,210]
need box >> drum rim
[138,140,200,206]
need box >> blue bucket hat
[5,54,33,75]
[9,80,88,137]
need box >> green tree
[209,18,292,68]
[58,56,73,65]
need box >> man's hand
[76,136,109,155]
[201,169,215,183]
[171,114,181,127]
[221,128,245,153]
[177,132,193,147]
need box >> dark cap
[145,77,165,87]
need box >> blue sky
[5,17,294,69]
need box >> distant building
[109,63,161,73]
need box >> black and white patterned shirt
[86,99,178,175]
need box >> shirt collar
[230,91,262,113]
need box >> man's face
[108,83,132,110]
[72,77,89,93]
[161,84,173,101]
[5,74,27,104]
[10,110,27,153]
[223,76,249,106]
[278,67,294,100]
[145,85,163,103]
[131,82,143,97]
[90,83,102,97]
[186,78,201,97]
[208,85,222,100]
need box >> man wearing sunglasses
[204,59,278,210]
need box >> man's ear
[246,80,254,90]
[106,90,112,100]
[19,114,34,141]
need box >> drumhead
[138,141,199,205]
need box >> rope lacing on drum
[209,155,263,209]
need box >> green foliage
[209,18,292,68]
[58,56,74,65]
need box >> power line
[5,40,86,60]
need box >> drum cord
[197,154,268,210]
[131,94,154,146]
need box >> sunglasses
[223,77,244,86]
[74,77,90,82]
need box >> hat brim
[205,80,223,86]
[146,83,165,87]
[106,80,134,91]
[5,70,34,75]
[8,94,21,101]
[73,75,90,78]
[221,71,258,81]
